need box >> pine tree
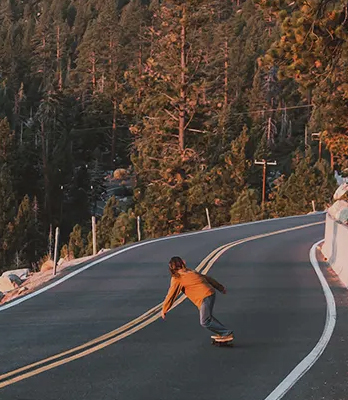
[97,196,117,249]
[88,159,105,216]
[230,189,261,224]
[188,125,252,228]
[0,164,15,272]
[68,224,85,258]
[259,0,348,169]
[12,195,43,269]
[268,151,336,217]
[110,209,136,246]
[130,1,224,236]
[0,118,16,272]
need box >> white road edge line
[0,214,323,312]
[264,239,337,400]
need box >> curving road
[1,214,347,400]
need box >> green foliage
[60,244,69,259]
[188,125,252,228]
[0,164,16,272]
[230,189,261,224]
[111,209,137,246]
[0,119,16,272]
[11,195,45,269]
[97,196,117,249]
[68,224,85,258]
[259,0,348,168]
[268,152,336,217]
[0,0,341,271]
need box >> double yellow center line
[0,221,323,388]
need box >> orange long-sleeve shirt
[162,269,225,315]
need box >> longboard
[211,338,234,347]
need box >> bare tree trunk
[179,5,186,153]
[109,38,113,66]
[91,51,96,93]
[56,25,63,91]
[42,35,47,89]
[137,42,142,101]
[40,121,51,219]
[111,84,117,167]
[224,38,229,108]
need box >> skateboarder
[161,256,233,342]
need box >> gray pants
[199,293,232,336]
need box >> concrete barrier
[322,213,348,287]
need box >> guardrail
[322,213,348,288]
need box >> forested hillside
[0,0,341,272]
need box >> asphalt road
[1,214,347,400]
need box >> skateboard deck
[211,338,234,347]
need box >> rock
[2,268,30,280]
[0,274,22,293]
[8,274,22,288]
[58,258,65,266]
[18,286,28,295]
[97,248,110,254]
[0,277,14,292]
[113,168,127,180]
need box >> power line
[234,104,314,116]
[67,104,315,131]
[17,105,314,133]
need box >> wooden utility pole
[53,227,60,276]
[205,208,211,229]
[254,159,277,208]
[92,216,97,255]
[49,224,53,260]
[137,216,141,241]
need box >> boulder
[18,286,28,295]
[2,268,30,280]
[0,274,22,293]
[113,168,127,180]
[8,274,22,287]
[58,258,65,266]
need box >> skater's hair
[169,256,187,277]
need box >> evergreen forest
[0,0,344,273]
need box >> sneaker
[215,333,234,342]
